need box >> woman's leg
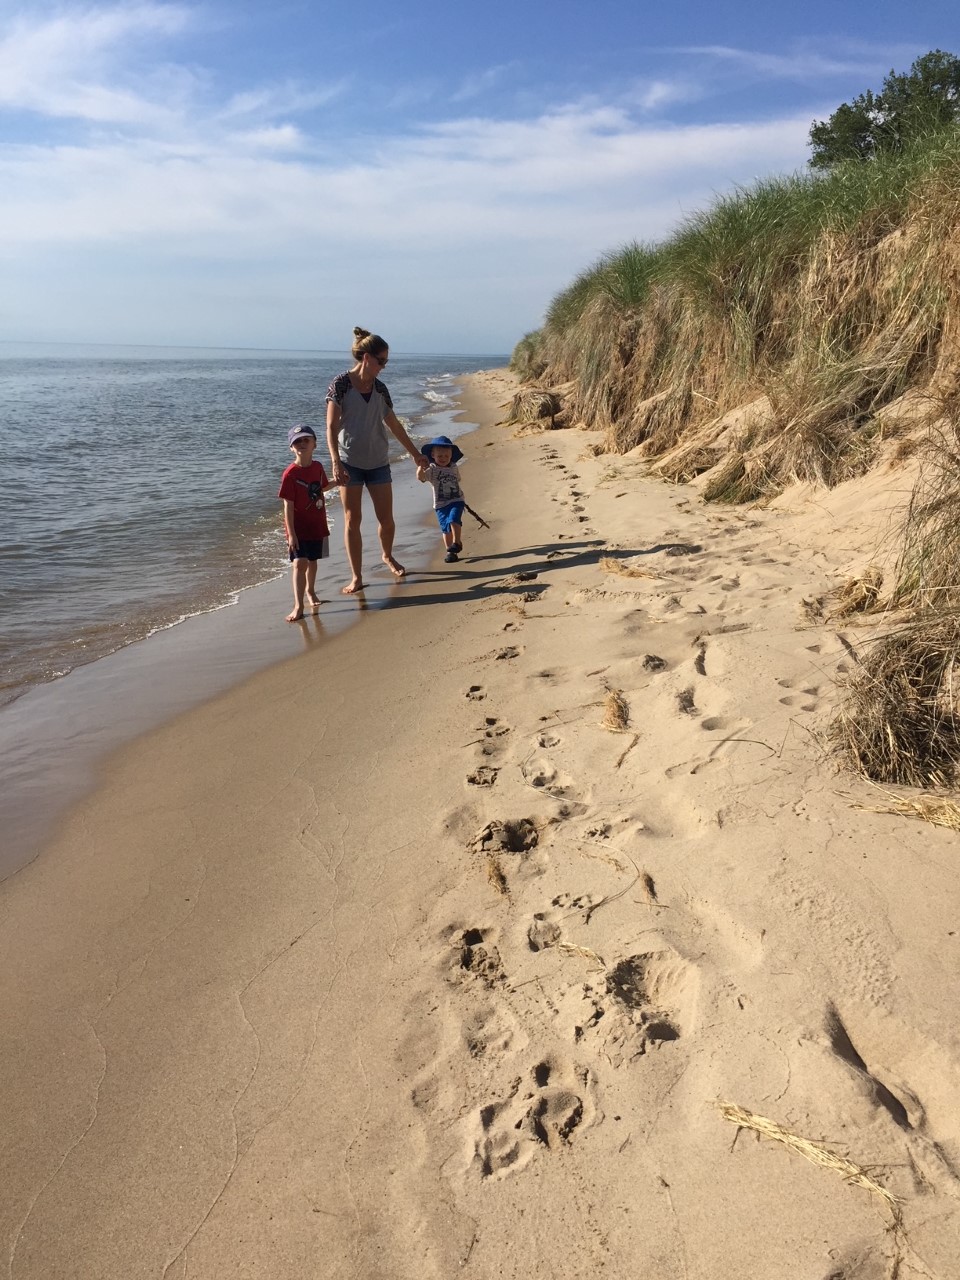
[340,484,365,593]
[368,482,405,577]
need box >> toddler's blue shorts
[342,462,392,487]
[436,501,465,534]
[290,538,330,562]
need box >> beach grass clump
[510,331,547,381]
[504,388,565,429]
[830,613,960,786]
[892,416,960,610]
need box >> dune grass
[517,131,960,498]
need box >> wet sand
[0,457,442,880]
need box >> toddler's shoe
[451,541,462,553]
[444,548,459,563]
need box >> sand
[3,370,960,1279]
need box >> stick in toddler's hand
[464,503,491,529]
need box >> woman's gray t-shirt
[326,372,394,470]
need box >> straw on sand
[854,786,960,831]
[826,566,884,620]
[602,689,630,731]
[600,556,658,580]
[718,1102,902,1231]
[486,854,509,896]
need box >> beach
[3,369,960,1279]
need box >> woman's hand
[331,460,348,486]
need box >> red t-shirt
[278,460,330,540]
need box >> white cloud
[451,62,517,103]
[0,7,833,346]
[218,81,349,122]
[675,42,914,82]
[0,104,812,255]
[631,78,701,112]
[0,3,193,123]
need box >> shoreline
[0,377,501,882]
[4,372,960,1278]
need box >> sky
[0,1,956,354]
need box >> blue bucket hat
[421,435,464,464]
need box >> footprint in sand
[700,715,747,732]
[777,677,823,712]
[467,765,500,787]
[447,926,506,988]
[470,1057,595,1179]
[598,947,698,1057]
[484,716,511,738]
[676,688,698,716]
[521,757,567,792]
[466,685,486,701]
[527,911,563,952]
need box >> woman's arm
[326,400,347,486]
[384,409,427,468]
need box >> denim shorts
[342,462,392,487]
[436,501,465,534]
[289,537,329,562]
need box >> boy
[278,424,334,621]
[417,435,466,562]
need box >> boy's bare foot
[341,578,365,595]
[286,609,305,622]
[383,554,406,578]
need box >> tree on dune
[809,49,960,168]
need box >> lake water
[0,343,506,706]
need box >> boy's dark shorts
[436,502,465,534]
[290,538,330,562]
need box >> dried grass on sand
[600,556,658,580]
[719,1102,901,1230]
[830,613,960,786]
[601,689,630,731]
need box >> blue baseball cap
[288,424,316,447]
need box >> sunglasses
[371,352,388,367]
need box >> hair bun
[353,326,370,339]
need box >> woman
[325,327,427,595]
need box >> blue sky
[0,1,955,354]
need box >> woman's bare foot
[305,592,322,611]
[341,578,365,595]
[383,554,406,578]
[286,608,305,622]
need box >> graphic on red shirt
[278,461,330,540]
